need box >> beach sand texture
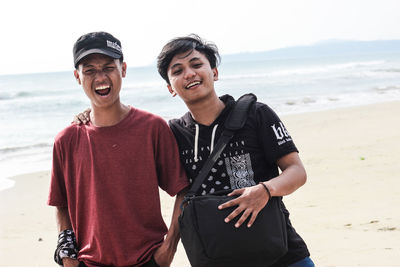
[1,102,399,267]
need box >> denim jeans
[288,257,315,267]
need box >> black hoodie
[169,94,310,266]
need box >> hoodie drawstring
[210,124,218,153]
[194,124,218,162]
[194,124,199,162]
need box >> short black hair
[157,34,220,84]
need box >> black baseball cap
[73,31,123,68]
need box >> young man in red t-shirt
[48,32,188,267]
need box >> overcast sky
[1,0,399,75]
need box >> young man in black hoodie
[157,34,314,267]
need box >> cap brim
[74,48,122,67]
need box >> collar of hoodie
[182,94,235,162]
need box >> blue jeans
[288,257,315,267]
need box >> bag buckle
[181,194,195,210]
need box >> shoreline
[0,99,400,193]
[1,101,399,267]
[1,99,399,193]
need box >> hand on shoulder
[72,108,91,125]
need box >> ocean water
[1,47,400,190]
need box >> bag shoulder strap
[224,93,257,131]
[186,93,257,197]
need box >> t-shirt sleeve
[155,119,189,196]
[47,139,68,207]
[255,103,298,164]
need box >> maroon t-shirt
[48,107,188,267]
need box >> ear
[121,62,127,78]
[167,84,177,97]
[213,67,219,81]
[74,69,82,85]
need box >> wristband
[258,182,272,201]
[54,229,78,265]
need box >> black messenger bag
[179,94,288,267]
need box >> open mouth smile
[95,85,111,96]
[185,81,201,89]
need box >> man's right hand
[62,258,81,267]
[72,108,91,125]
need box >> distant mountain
[222,40,400,62]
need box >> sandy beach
[1,101,399,267]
